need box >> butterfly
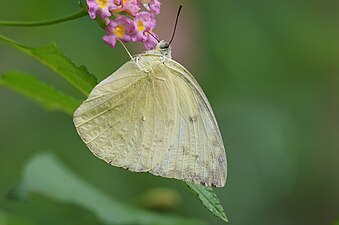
[73,40,227,187]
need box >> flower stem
[0,9,88,27]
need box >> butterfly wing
[74,57,178,172]
[149,57,227,187]
[74,54,227,187]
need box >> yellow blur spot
[113,25,124,38]
[96,0,108,9]
[137,20,145,31]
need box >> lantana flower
[87,0,161,50]
[137,0,161,14]
[142,32,158,50]
[103,16,135,47]
[147,0,161,14]
[87,0,118,19]
[132,12,155,41]
[113,0,141,16]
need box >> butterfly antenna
[118,39,134,60]
[169,5,183,44]
[147,31,160,42]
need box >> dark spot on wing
[155,139,163,143]
[212,136,220,147]
[118,134,124,141]
[218,155,225,168]
[182,146,189,154]
[189,116,197,123]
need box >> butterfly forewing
[74,58,178,172]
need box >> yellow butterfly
[73,40,227,187]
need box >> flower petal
[149,0,161,14]
[143,32,158,50]
[103,16,136,48]
[86,0,117,19]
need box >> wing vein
[75,81,139,117]
[75,85,137,128]
[193,92,219,185]
[150,79,166,170]
[84,83,135,103]
[122,78,149,168]
[135,78,151,171]
[84,125,111,145]
[96,73,144,88]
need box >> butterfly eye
[160,42,170,49]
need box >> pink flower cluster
[86,0,161,50]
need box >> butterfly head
[155,40,172,58]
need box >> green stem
[0,9,88,27]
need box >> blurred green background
[1,0,339,224]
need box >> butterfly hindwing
[150,57,227,187]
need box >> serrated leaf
[187,182,228,223]
[0,34,97,95]
[13,153,205,225]
[0,71,81,115]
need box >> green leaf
[13,153,205,225]
[186,183,228,223]
[0,71,81,115]
[0,34,97,95]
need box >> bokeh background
[1,0,339,224]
